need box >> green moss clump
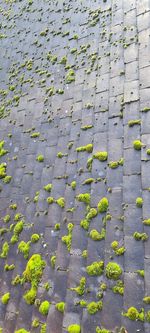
[111,241,125,256]
[93,151,108,161]
[128,119,141,127]
[123,307,139,320]
[133,140,143,150]
[32,318,40,328]
[9,203,17,210]
[31,234,40,243]
[36,154,44,162]
[136,270,144,277]
[146,311,150,322]
[87,157,93,171]
[111,241,118,250]
[50,255,56,269]
[136,197,143,207]
[86,261,104,276]
[47,196,54,204]
[86,208,97,220]
[59,56,67,65]
[133,232,148,241]
[112,280,124,295]
[143,296,150,304]
[76,144,93,153]
[56,197,65,208]
[82,178,94,185]
[23,287,37,305]
[0,242,9,258]
[23,254,45,289]
[18,241,31,259]
[14,220,24,236]
[66,69,75,84]
[40,323,47,333]
[30,132,40,138]
[76,193,90,205]
[71,181,76,190]
[0,140,8,157]
[62,223,74,252]
[3,175,12,184]
[108,161,119,169]
[39,300,50,315]
[80,219,89,230]
[0,163,7,178]
[57,152,64,158]
[105,262,122,280]
[143,219,150,225]
[1,292,10,304]
[87,301,103,314]
[3,214,10,223]
[43,183,52,192]
[146,149,150,155]
[4,264,15,271]
[82,250,88,258]
[97,197,109,213]
[67,324,81,333]
[55,302,65,312]
[89,228,106,241]
[70,277,86,296]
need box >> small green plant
[136,270,144,277]
[15,329,30,333]
[143,296,150,304]
[76,193,90,205]
[105,262,122,280]
[123,307,139,320]
[146,149,150,155]
[97,197,109,213]
[3,214,10,223]
[1,292,10,304]
[66,69,75,83]
[112,280,124,295]
[30,132,40,138]
[55,302,65,312]
[23,254,45,289]
[23,287,36,305]
[136,197,143,207]
[50,255,56,269]
[143,219,150,226]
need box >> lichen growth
[86,261,104,276]
[105,262,122,280]
[97,197,109,213]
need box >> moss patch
[105,262,122,280]
[86,261,104,276]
